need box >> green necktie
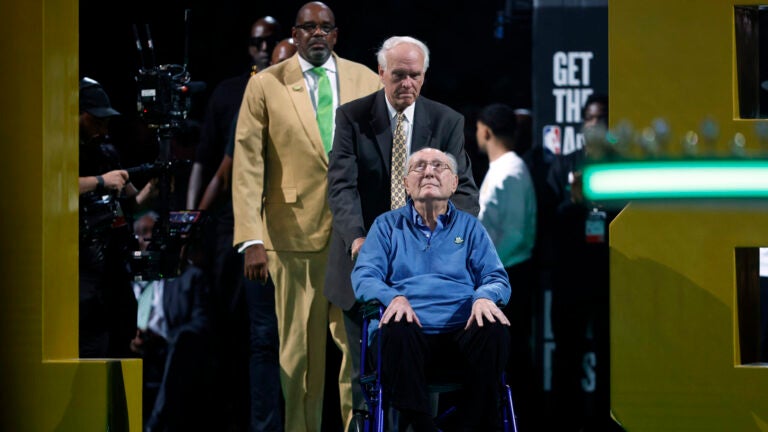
[311,66,333,154]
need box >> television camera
[131,10,207,280]
[133,9,205,130]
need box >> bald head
[271,38,297,65]
[251,16,280,38]
[292,2,337,66]
[249,16,281,70]
[295,2,335,25]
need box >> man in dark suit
[140,264,213,432]
[325,36,479,423]
[129,212,214,432]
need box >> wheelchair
[358,301,518,432]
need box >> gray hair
[133,210,159,231]
[377,36,430,71]
[403,149,458,177]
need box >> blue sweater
[352,201,511,333]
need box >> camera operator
[79,77,156,358]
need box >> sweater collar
[408,199,454,228]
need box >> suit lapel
[370,91,393,175]
[284,57,327,163]
[336,55,356,104]
[411,98,432,153]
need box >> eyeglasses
[294,23,336,34]
[408,160,452,174]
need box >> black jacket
[325,90,479,309]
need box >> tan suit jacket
[232,53,381,251]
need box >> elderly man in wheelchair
[352,148,513,432]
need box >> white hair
[403,149,458,177]
[377,36,430,71]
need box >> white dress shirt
[384,97,416,160]
[298,54,340,142]
[133,279,168,340]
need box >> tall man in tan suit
[232,2,381,431]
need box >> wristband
[96,175,104,190]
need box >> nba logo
[543,125,561,155]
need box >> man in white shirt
[476,104,536,270]
[476,102,537,428]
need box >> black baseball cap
[79,77,120,118]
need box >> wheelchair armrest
[359,373,378,385]
[361,300,383,320]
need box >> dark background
[80,3,625,430]
[80,0,533,182]
[80,2,533,429]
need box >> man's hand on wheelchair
[350,237,366,261]
[465,298,510,330]
[380,295,422,328]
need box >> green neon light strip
[583,161,768,200]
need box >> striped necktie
[391,112,407,209]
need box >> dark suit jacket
[146,265,213,432]
[163,265,210,341]
[325,90,479,309]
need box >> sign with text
[534,3,607,157]
[531,1,608,428]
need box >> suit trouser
[268,246,353,432]
[342,304,366,418]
